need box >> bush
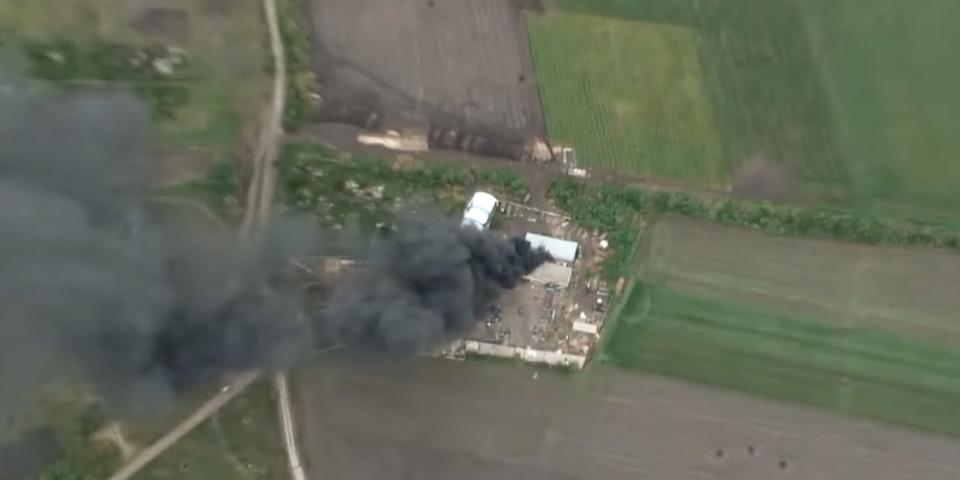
[277,0,319,131]
[272,143,529,228]
[549,178,643,279]
[550,178,960,262]
[477,167,528,199]
[24,40,190,82]
[22,39,192,119]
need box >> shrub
[22,39,192,119]
[550,178,960,263]
[276,0,319,131]
[272,144,530,228]
[549,178,643,279]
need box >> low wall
[463,340,586,369]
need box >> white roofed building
[525,233,579,263]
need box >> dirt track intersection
[295,355,960,480]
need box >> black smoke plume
[318,215,551,352]
[0,84,307,422]
[0,80,549,427]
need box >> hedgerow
[273,143,530,228]
[550,178,960,279]
[21,39,191,119]
[276,0,319,132]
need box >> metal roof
[525,233,579,263]
[525,262,573,288]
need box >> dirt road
[240,0,308,479]
[106,371,262,480]
[107,0,296,478]
[240,0,286,237]
[296,355,960,480]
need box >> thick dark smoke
[0,79,548,427]
[318,215,550,352]
[0,83,306,422]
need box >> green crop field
[800,0,960,220]
[527,12,726,184]
[604,218,960,436]
[536,0,960,221]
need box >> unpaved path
[106,371,261,480]
[107,0,293,477]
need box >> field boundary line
[594,220,648,362]
[519,9,550,140]
[632,283,652,326]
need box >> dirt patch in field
[129,7,188,40]
[148,149,215,186]
[731,156,793,200]
[643,217,960,343]
[295,355,960,480]
[306,0,545,139]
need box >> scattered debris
[463,201,613,366]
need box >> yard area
[527,11,725,184]
[604,217,960,436]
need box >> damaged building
[460,219,610,368]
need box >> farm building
[525,233,579,263]
[525,262,573,288]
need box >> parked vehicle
[461,191,498,230]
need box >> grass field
[538,0,960,220]
[800,0,960,219]
[604,218,960,436]
[133,381,287,480]
[527,12,725,184]
[1,0,267,163]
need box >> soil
[295,355,960,480]
[305,0,545,139]
[732,156,793,201]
